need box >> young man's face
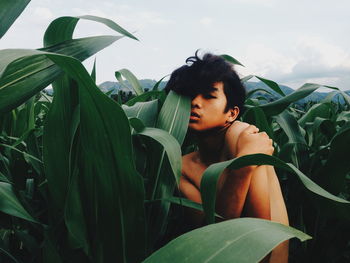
[189,82,239,132]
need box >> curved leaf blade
[143,218,311,263]
[0,0,30,39]
[0,182,37,223]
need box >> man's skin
[179,82,289,263]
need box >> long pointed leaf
[143,218,311,263]
[0,182,37,223]
[0,0,30,39]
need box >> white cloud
[72,7,173,32]
[226,0,278,7]
[199,17,213,26]
[237,37,350,90]
[33,7,54,20]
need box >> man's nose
[191,94,202,108]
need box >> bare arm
[216,124,273,220]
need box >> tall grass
[1,1,350,262]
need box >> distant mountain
[99,79,166,94]
[45,79,349,105]
[243,81,350,105]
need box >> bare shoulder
[223,121,250,158]
[226,120,250,139]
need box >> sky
[1,0,350,91]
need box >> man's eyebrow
[211,88,218,92]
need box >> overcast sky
[1,0,350,91]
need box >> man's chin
[188,125,229,135]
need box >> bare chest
[182,153,209,189]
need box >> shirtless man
[165,52,289,263]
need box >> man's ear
[227,106,239,122]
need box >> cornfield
[1,1,350,262]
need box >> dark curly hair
[165,51,246,117]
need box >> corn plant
[1,1,350,263]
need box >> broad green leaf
[91,58,96,82]
[305,117,335,147]
[0,36,120,113]
[240,75,254,83]
[125,90,165,106]
[136,127,182,185]
[65,164,89,254]
[274,110,308,169]
[0,143,43,164]
[220,54,244,67]
[162,196,224,219]
[122,100,158,128]
[145,91,190,248]
[255,76,285,97]
[316,126,350,195]
[336,110,350,125]
[0,0,30,39]
[43,75,78,212]
[43,15,137,47]
[44,52,146,262]
[115,68,144,96]
[274,111,307,144]
[200,154,349,224]
[0,171,11,183]
[246,88,274,99]
[322,90,339,103]
[152,75,168,91]
[0,182,37,223]
[298,103,332,127]
[143,218,311,263]
[156,90,191,145]
[241,106,274,140]
[259,83,323,116]
[0,247,20,263]
[339,90,350,107]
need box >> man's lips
[190,112,200,120]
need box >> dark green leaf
[143,218,310,263]
[0,0,30,39]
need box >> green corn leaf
[255,76,285,97]
[115,68,144,96]
[316,125,350,195]
[145,91,190,248]
[200,154,350,224]
[259,83,324,116]
[152,75,168,91]
[240,75,254,83]
[135,127,182,185]
[162,196,224,219]
[44,15,137,47]
[91,58,96,82]
[122,100,158,128]
[0,36,120,113]
[125,90,165,106]
[246,88,275,99]
[0,0,30,39]
[242,106,274,140]
[298,103,332,127]
[143,217,311,263]
[9,48,147,261]
[0,182,38,223]
[220,54,244,67]
[274,110,308,169]
[45,52,145,262]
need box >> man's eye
[204,94,216,99]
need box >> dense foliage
[1,1,350,262]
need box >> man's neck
[194,125,229,166]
